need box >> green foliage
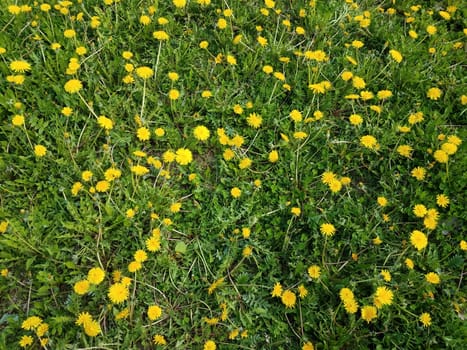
[0,0,466,349]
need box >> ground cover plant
[0,0,466,349]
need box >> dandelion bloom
[84,320,101,336]
[64,29,76,38]
[405,258,414,269]
[247,113,262,128]
[257,36,268,47]
[271,282,283,297]
[87,267,105,285]
[96,180,110,192]
[19,335,33,348]
[146,236,161,252]
[153,31,169,40]
[173,0,186,8]
[147,305,162,320]
[98,116,113,130]
[341,71,353,81]
[433,150,448,163]
[380,269,391,282]
[436,194,449,208]
[268,150,279,163]
[21,316,42,330]
[231,187,241,198]
[413,204,427,217]
[320,223,336,237]
[426,25,437,35]
[343,298,359,314]
[389,49,403,63]
[74,279,90,295]
[175,148,192,165]
[137,127,150,141]
[419,313,432,327]
[217,18,227,29]
[374,286,394,308]
[289,109,302,122]
[441,142,457,155]
[34,145,47,157]
[291,207,301,216]
[263,65,273,74]
[410,230,428,251]
[352,76,366,89]
[10,60,31,73]
[361,305,377,323]
[427,87,442,100]
[397,145,413,157]
[307,265,321,279]
[64,79,83,93]
[425,272,440,284]
[12,114,25,126]
[360,135,378,149]
[134,249,148,263]
[108,283,129,304]
[204,340,216,350]
[136,66,153,79]
[193,125,210,141]
[411,167,426,181]
[153,334,167,345]
[281,290,297,308]
[168,89,180,100]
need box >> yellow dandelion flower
[307,265,321,279]
[425,272,440,284]
[108,283,129,304]
[87,267,105,285]
[64,79,83,93]
[281,290,296,308]
[320,223,336,237]
[175,148,192,165]
[436,194,449,208]
[419,313,432,327]
[204,340,216,350]
[427,87,442,100]
[411,167,426,181]
[360,135,377,149]
[153,334,167,345]
[10,60,31,73]
[74,279,90,295]
[137,127,150,141]
[147,305,162,320]
[410,230,428,251]
[361,305,377,323]
[413,204,427,217]
[193,125,210,141]
[271,282,283,297]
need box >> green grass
[0,0,466,349]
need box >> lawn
[0,0,466,349]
